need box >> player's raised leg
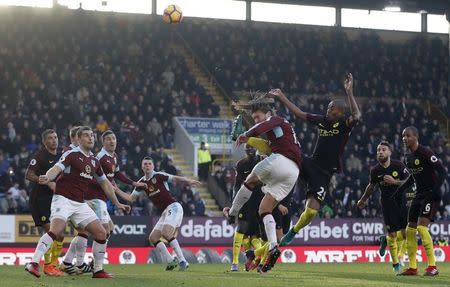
[280,196,318,246]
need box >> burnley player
[26,129,64,277]
[224,101,302,273]
[396,126,446,276]
[231,144,264,272]
[64,126,80,152]
[275,73,361,246]
[84,131,146,256]
[59,125,92,275]
[357,141,408,273]
[115,156,200,271]
[25,126,130,279]
[86,130,146,234]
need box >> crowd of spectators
[182,19,449,113]
[182,18,449,220]
[0,9,214,216]
[0,9,448,221]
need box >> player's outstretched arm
[99,180,131,213]
[269,88,308,121]
[38,165,63,185]
[357,183,377,208]
[114,171,148,189]
[114,186,136,203]
[344,73,361,125]
[172,176,201,186]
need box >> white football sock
[63,236,77,264]
[92,240,106,273]
[169,239,186,262]
[75,236,88,266]
[156,241,173,263]
[229,185,252,216]
[32,233,54,263]
[262,214,277,250]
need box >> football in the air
[163,5,183,24]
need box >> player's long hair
[232,90,275,114]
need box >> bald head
[402,126,419,151]
[326,99,346,121]
[404,126,419,138]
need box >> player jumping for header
[274,73,361,246]
[224,94,302,273]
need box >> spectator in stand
[192,193,206,216]
[163,158,178,176]
[0,190,18,214]
[197,142,212,182]
[95,115,109,133]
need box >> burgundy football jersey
[55,147,106,202]
[62,143,78,153]
[245,116,302,167]
[131,172,176,213]
[85,148,135,201]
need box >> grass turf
[3,263,450,287]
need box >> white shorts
[253,153,299,202]
[50,195,98,228]
[154,202,184,231]
[86,199,111,225]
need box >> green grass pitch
[3,263,450,287]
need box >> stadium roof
[241,0,450,15]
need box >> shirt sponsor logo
[80,172,93,180]
[318,129,340,137]
[147,186,160,196]
[409,167,423,174]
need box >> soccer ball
[163,5,183,24]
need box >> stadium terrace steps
[164,148,221,216]
[170,44,232,119]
